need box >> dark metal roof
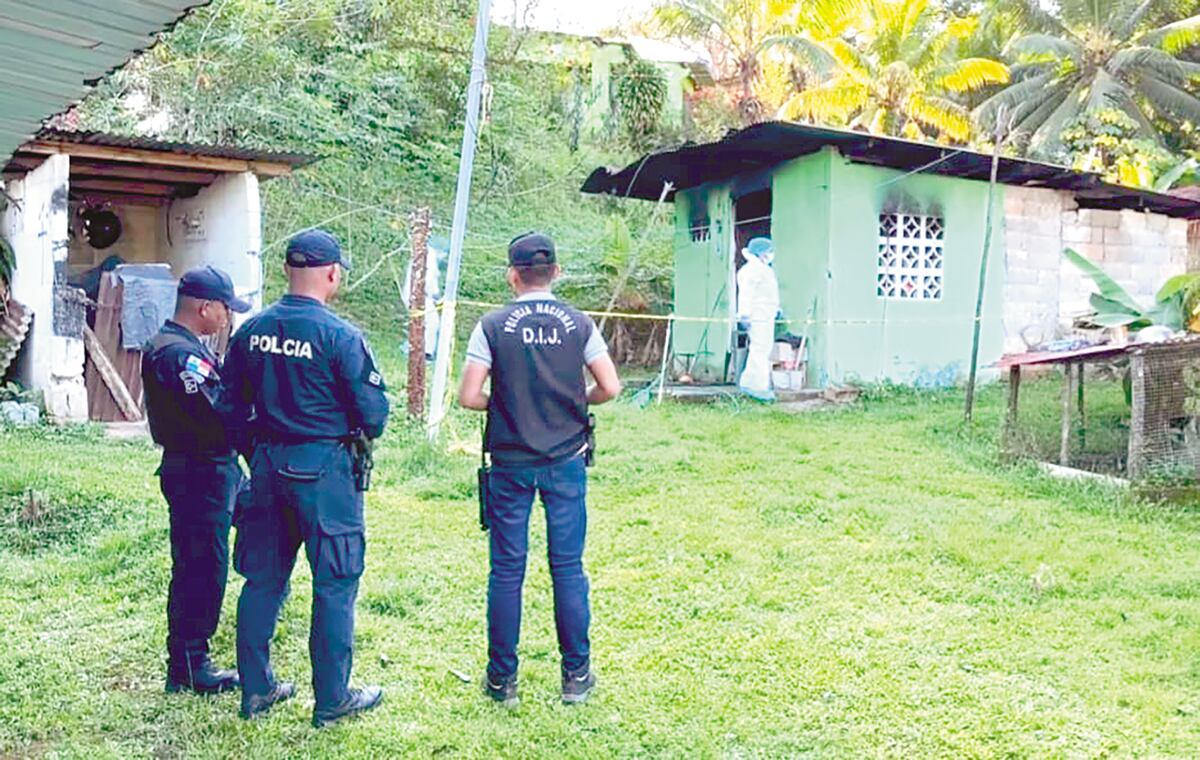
[0,1,211,164]
[582,121,1200,219]
[33,129,316,168]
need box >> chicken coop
[1001,337,1200,482]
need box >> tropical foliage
[1060,109,1192,188]
[767,0,1009,142]
[975,0,1200,157]
[649,0,797,123]
[645,0,1200,181]
[611,58,670,150]
[0,235,13,300]
[1064,247,1200,331]
[75,0,677,332]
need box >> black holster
[477,464,490,532]
[347,432,374,492]
[478,418,491,532]
[585,413,597,468]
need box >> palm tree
[976,0,1200,157]
[767,0,1009,143]
[649,0,796,124]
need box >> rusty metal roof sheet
[0,1,210,164]
[583,121,1200,219]
[32,129,315,168]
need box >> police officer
[142,265,251,695]
[219,229,389,727]
[458,232,622,707]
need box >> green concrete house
[583,122,1200,388]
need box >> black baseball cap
[508,232,556,267]
[178,266,251,313]
[286,229,351,270]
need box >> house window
[689,196,711,243]
[877,212,944,300]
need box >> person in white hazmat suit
[402,236,447,361]
[736,237,780,401]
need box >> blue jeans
[487,455,591,680]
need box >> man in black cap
[459,232,622,707]
[219,228,390,727]
[142,265,251,695]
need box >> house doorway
[729,187,773,381]
[734,188,772,257]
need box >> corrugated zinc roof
[0,0,210,165]
[582,121,1200,219]
[32,129,315,168]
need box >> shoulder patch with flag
[184,354,214,380]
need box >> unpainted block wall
[1003,187,1189,352]
[1001,187,1068,353]
[1059,208,1188,321]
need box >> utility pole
[427,0,493,441]
[407,207,431,418]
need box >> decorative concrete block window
[877,212,944,300]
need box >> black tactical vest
[480,298,592,466]
[142,328,229,457]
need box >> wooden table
[997,343,1133,467]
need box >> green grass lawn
[0,378,1198,758]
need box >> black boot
[166,655,240,695]
[483,673,519,708]
[312,686,384,728]
[240,681,297,720]
[561,667,597,704]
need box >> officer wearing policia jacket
[218,229,390,728]
[459,232,622,707]
[142,266,251,695]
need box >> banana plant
[1063,247,1200,331]
[0,235,14,303]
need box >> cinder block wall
[1058,208,1188,321]
[1002,186,1068,352]
[1003,187,1189,353]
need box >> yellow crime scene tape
[406,299,984,326]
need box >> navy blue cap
[508,232,556,267]
[178,266,251,313]
[286,229,351,270]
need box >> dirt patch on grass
[0,489,124,554]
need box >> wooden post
[83,325,142,422]
[407,207,431,418]
[1128,352,1146,479]
[656,315,674,405]
[1060,362,1074,466]
[1076,362,1086,452]
[965,115,1007,423]
[1004,365,1021,450]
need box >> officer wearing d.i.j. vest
[218,229,389,728]
[142,266,251,695]
[459,232,622,708]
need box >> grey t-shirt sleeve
[584,319,609,364]
[465,322,492,368]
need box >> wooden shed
[1,130,311,422]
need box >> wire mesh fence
[1129,341,1200,481]
[1004,338,1200,483]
